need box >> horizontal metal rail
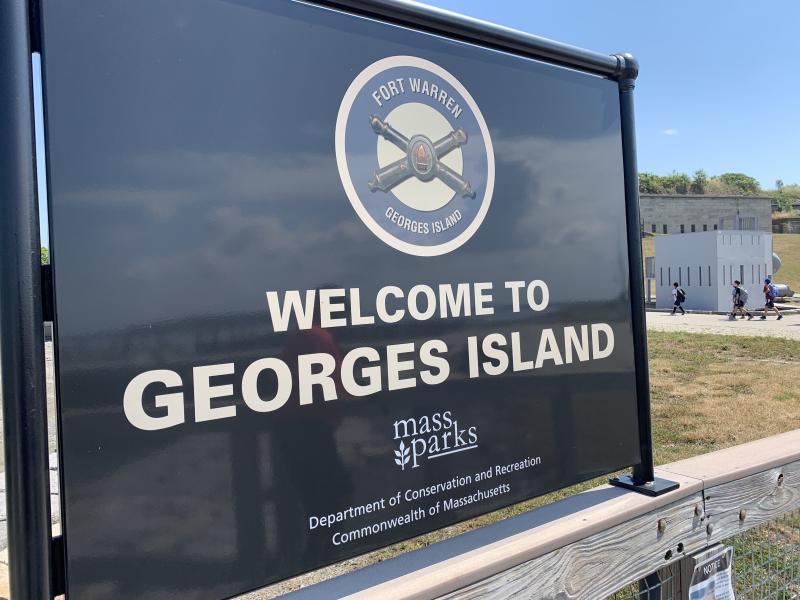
[283,429,800,599]
[310,0,624,78]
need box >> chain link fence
[607,509,800,600]
[731,508,799,598]
[609,575,676,600]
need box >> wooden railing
[282,430,800,599]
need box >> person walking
[671,282,686,315]
[760,277,783,320]
[729,280,753,320]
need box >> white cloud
[662,128,679,136]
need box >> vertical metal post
[609,53,678,496]
[0,0,54,598]
[617,53,654,484]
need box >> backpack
[677,288,686,302]
[768,283,779,300]
[739,288,749,303]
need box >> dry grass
[774,233,800,292]
[648,331,800,464]
[255,332,800,597]
[642,235,654,259]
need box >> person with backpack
[761,277,783,320]
[671,282,686,315]
[730,280,753,320]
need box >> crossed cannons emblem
[367,116,475,199]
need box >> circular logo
[336,56,494,256]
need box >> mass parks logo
[393,410,478,470]
[335,55,495,256]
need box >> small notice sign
[689,547,735,600]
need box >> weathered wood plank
[659,430,800,488]
[291,431,800,600]
[437,459,800,600]
[655,546,728,600]
[654,554,692,600]
[436,493,706,600]
[704,459,800,545]
[338,470,701,600]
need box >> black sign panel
[42,0,640,597]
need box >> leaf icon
[394,440,411,469]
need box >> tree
[776,193,793,213]
[781,183,800,197]
[776,179,784,191]
[691,169,708,194]
[41,246,49,265]
[663,172,691,194]
[639,170,764,196]
[717,172,760,195]
[638,172,665,194]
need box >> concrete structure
[640,194,772,235]
[773,216,800,233]
[771,198,800,213]
[655,230,773,312]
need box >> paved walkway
[646,311,800,340]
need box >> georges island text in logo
[393,410,478,470]
[336,56,495,257]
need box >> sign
[689,547,735,600]
[335,55,494,256]
[40,0,641,597]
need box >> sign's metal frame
[0,0,676,597]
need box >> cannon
[771,283,794,298]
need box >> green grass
[649,330,800,362]
[731,520,800,597]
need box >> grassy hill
[774,234,800,291]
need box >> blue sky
[424,0,800,190]
[33,56,49,247]
[35,1,800,247]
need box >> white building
[655,231,773,312]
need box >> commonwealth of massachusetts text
[308,457,541,547]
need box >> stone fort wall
[640,194,772,234]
